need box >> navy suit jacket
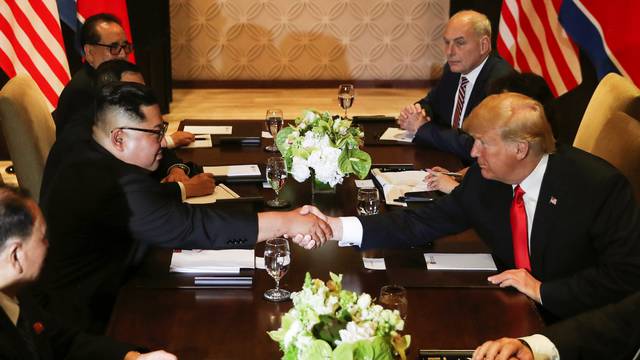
[413,54,513,163]
[359,145,640,318]
[35,139,258,333]
[0,294,135,360]
[541,291,640,360]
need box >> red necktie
[452,76,469,128]
[510,185,531,271]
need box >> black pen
[396,196,433,203]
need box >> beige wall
[170,0,449,81]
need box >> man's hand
[170,131,196,148]
[397,103,429,133]
[124,350,177,360]
[162,167,190,183]
[425,170,460,194]
[182,173,216,198]
[473,338,533,360]
[290,205,342,249]
[488,269,542,303]
[257,208,332,247]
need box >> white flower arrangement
[276,110,372,187]
[268,273,411,360]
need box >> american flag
[497,0,582,96]
[0,0,70,109]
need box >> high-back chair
[0,75,56,202]
[573,73,640,202]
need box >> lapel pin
[33,321,44,335]
[549,196,557,205]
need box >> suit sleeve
[540,292,640,360]
[540,173,640,317]
[359,178,473,249]
[412,122,475,164]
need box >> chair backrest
[574,73,640,151]
[0,75,56,202]
[587,111,640,202]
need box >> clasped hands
[397,103,430,133]
[284,205,339,250]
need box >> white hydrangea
[337,321,376,344]
[307,145,343,186]
[283,320,303,348]
[290,156,311,182]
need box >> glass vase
[312,176,336,194]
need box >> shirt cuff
[168,163,191,176]
[520,334,560,360]
[165,134,176,148]
[177,181,186,201]
[338,217,363,247]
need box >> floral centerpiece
[268,273,411,360]
[275,110,371,189]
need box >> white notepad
[183,125,233,135]
[424,253,497,271]
[379,127,414,142]
[184,183,239,204]
[204,165,261,177]
[170,249,255,273]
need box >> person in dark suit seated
[298,92,640,320]
[0,185,176,360]
[396,10,513,164]
[35,82,332,334]
[472,292,640,360]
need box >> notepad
[183,125,233,135]
[204,165,261,177]
[379,127,414,142]
[371,168,433,207]
[185,136,213,148]
[362,257,386,270]
[424,253,497,271]
[170,249,255,273]
[184,183,239,204]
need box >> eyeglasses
[112,121,168,142]
[89,42,134,55]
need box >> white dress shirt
[450,55,489,127]
[520,334,560,360]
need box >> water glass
[379,285,408,320]
[263,237,291,302]
[337,84,355,119]
[265,108,284,152]
[266,157,289,208]
[357,187,380,216]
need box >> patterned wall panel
[170,0,449,81]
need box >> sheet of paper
[362,257,386,270]
[261,131,273,139]
[379,127,414,143]
[423,253,497,271]
[184,183,239,204]
[371,168,433,206]
[185,137,212,148]
[183,125,233,135]
[355,179,375,188]
[204,165,261,177]
[255,256,265,269]
[170,249,255,273]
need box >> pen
[425,169,462,177]
[195,136,209,140]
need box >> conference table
[106,119,544,359]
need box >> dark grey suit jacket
[413,54,513,163]
[35,139,258,333]
[359,145,640,318]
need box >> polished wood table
[107,120,544,359]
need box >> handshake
[259,205,341,249]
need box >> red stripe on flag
[0,15,59,107]
[5,1,69,86]
[500,3,534,74]
[0,48,17,77]
[530,0,578,90]
[497,36,514,65]
[29,0,69,56]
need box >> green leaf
[332,342,355,360]
[311,315,347,346]
[348,149,372,179]
[303,339,333,360]
[276,127,294,153]
[353,340,375,360]
[369,337,393,360]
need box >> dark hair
[96,59,142,88]
[95,82,158,126]
[80,13,123,48]
[488,71,554,105]
[0,185,34,248]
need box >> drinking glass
[263,237,291,302]
[357,187,380,216]
[379,285,408,320]
[266,156,289,208]
[265,108,284,152]
[337,84,355,119]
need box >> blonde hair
[464,92,556,155]
[450,10,491,38]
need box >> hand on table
[169,131,196,148]
[488,269,542,304]
[425,168,460,194]
[162,167,190,183]
[182,173,216,198]
[473,338,533,360]
[397,103,429,133]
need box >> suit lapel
[530,153,566,276]
[464,55,495,118]
[0,306,36,360]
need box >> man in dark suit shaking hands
[299,92,640,320]
[397,10,513,163]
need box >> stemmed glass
[266,156,289,208]
[338,84,355,119]
[379,285,408,320]
[265,108,284,152]
[263,237,291,302]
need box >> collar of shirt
[0,290,19,326]
[512,154,549,245]
[453,55,489,127]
